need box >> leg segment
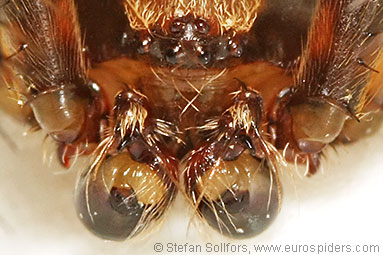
[2,0,102,157]
[269,0,383,174]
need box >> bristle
[295,0,382,113]
[359,38,383,110]
[124,0,261,34]
[3,0,86,96]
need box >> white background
[0,110,382,255]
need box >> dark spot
[219,189,249,214]
[165,46,180,65]
[170,18,186,36]
[109,187,143,216]
[75,176,145,240]
[194,18,210,34]
[230,42,243,58]
[198,50,211,65]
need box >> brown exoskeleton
[0,0,382,241]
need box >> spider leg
[2,0,104,165]
[269,0,383,174]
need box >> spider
[0,0,382,242]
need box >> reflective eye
[184,149,281,238]
[170,18,186,36]
[165,45,181,65]
[75,152,175,240]
[229,39,244,58]
[194,18,210,34]
[198,50,211,65]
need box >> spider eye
[75,152,175,240]
[194,18,210,34]
[185,150,281,238]
[165,45,181,65]
[170,18,186,36]
[198,49,212,65]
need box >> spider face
[0,0,382,241]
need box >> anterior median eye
[75,151,176,240]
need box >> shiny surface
[196,153,280,238]
[75,152,171,240]
[1,0,382,245]
[290,99,348,153]
[0,112,382,253]
[30,89,87,143]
